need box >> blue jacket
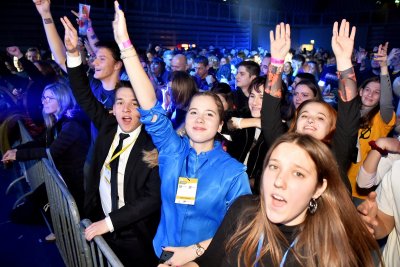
[139,103,251,257]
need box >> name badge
[102,165,111,184]
[175,177,198,205]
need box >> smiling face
[249,85,263,118]
[185,95,223,153]
[92,48,120,81]
[360,81,380,108]
[112,87,141,133]
[263,142,326,226]
[295,102,334,140]
[42,89,59,115]
[293,84,314,108]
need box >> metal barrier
[6,120,46,209]
[10,120,123,267]
[81,219,124,267]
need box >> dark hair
[170,71,197,109]
[194,56,209,67]
[212,83,234,111]
[95,41,121,62]
[248,76,266,95]
[114,81,136,103]
[359,76,381,129]
[237,61,261,77]
[295,72,317,83]
[292,54,306,64]
[295,80,323,101]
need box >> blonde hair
[226,133,381,267]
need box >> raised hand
[33,0,51,17]
[269,22,291,60]
[112,1,130,48]
[6,46,24,58]
[374,42,389,67]
[332,19,356,70]
[60,16,79,55]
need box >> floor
[0,163,64,267]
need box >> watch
[194,243,205,256]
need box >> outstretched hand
[33,0,51,17]
[112,1,130,48]
[269,22,291,61]
[60,16,79,55]
[331,19,356,70]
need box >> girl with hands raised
[112,1,250,266]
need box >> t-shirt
[376,160,400,267]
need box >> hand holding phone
[159,250,174,264]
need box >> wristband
[368,140,388,156]
[271,57,284,65]
[122,39,132,49]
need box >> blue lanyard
[255,234,297,267]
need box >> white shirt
[376,160,400,267]
[99,125,142,232]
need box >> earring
[308,198,318,214]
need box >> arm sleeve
[109,167,161,230]
[379,74,395,124]
[138,103,185,154]
[194,196,251,267]
[261,93,287,148]
[331,96,360,192]
[67,63,110,129]
[225,172,251,209]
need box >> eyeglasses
[41,96,56,102]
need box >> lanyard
[106,135,137,167]
[255,234,297,267]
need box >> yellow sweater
[348,112,396,198]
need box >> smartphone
[159,250,174,264]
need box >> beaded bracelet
[121,52,138,60]
[120,46,134,53]
[368,140,388,156]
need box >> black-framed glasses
[41,96,56,102]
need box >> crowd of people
[1,0,400,266]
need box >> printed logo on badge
[175,177,198,205]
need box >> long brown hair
[226,133,381,267]
[289,100,337,144]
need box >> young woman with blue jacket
[97,2,251,266]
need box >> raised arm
[112,1,156,109]
[332,19,357,102]
[264,23,291,98]
[375,42,395,124]
[33,0,67,72]
[261,23,291,147]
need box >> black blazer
[67,64,161,252]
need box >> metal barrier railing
[6,120,45,209]
[11,120,123,267]
[81,219,124,267]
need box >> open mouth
[271,194,287,207]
